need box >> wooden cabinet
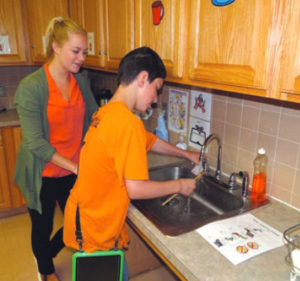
[70,0,134,71]
[134,0,186,79]
[70,0,103,67]
[0,0,28,65]
[187,0,276,96]
[275,0,300,102]
[24,0,69,64]
[103,0,134,70]
[0,131,11,209]
[0,126,25,211]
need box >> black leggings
[28,174,76,275]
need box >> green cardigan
[14,67,98,213]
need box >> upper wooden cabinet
[0,0,27,65]
[69,0,103,66]
[24,0,69,64]
[103,0,134,70]
[188,0,276,96]
[134,0,186,79]
[276,0,300,102]
[70,0,134,70]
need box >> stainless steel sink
[132,161,269,236]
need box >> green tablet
[72,250,124,281]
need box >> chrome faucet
[228,171,249,198]
[199,134,222,181]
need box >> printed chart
[196,213,284,265]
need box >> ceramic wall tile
[259,110,280,136]
[270,184,292,203]
[226,102,242,126]
[275,139,299,167]
[272,162,295,190]
[278,113,300,143]
[211,99,227,121]
[241,106,260,131]
[224,124,240,146]
[239,128,257,153]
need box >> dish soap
[251,148,268,202]
[154,110,168,141]
[176,134,187,150]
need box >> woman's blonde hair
[45,16,87,60]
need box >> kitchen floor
[0,209,179,281]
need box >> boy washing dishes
[63,47,200,280]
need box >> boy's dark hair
[117,47,167,86]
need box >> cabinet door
[0,0,27,65]
[1,127,25,208]
[0,130,11,209]
[278,0,300,102]
[70,0,103,67]
[188,0,275,92]
[134,0,186,78]
[24,0,69,63]
[103,0,134,70]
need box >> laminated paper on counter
[196,213,284,265]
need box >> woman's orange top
[42,63,85,177]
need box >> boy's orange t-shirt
[63,102,157,252]
[42,63,85,177]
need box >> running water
[186,197,191,214]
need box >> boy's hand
[184,150,200,165]
[178,178,196,196]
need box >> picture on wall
[188,116,211,149]
[190,90,212,121]
[168,89,189,133]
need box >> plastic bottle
[251,148,268,202]
[154,110,169,141]
[176,134,187,150]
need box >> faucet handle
[239,171,249,198]
[228,172,238,189]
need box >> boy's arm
[125,178,196,200]
[150,137,200,165]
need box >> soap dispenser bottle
[251,148,268,202]
[176,134,187,150]
[154,110,169,141]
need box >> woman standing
[14,17,98,281]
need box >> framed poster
[190,90,212,121]
[188,116,210,149]
[168,89,188,133]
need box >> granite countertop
[0,109,20,127]
[127,153,300,281]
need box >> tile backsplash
[0,66,39,109]
[1,65,300,210]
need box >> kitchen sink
[132,161,269,236]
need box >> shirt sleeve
[113,122,150,182]
[145,131,157,152]
[14,78,56,162]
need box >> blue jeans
[123,258,129,281]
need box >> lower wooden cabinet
[125,222,163,277]
[0,126,26,212]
